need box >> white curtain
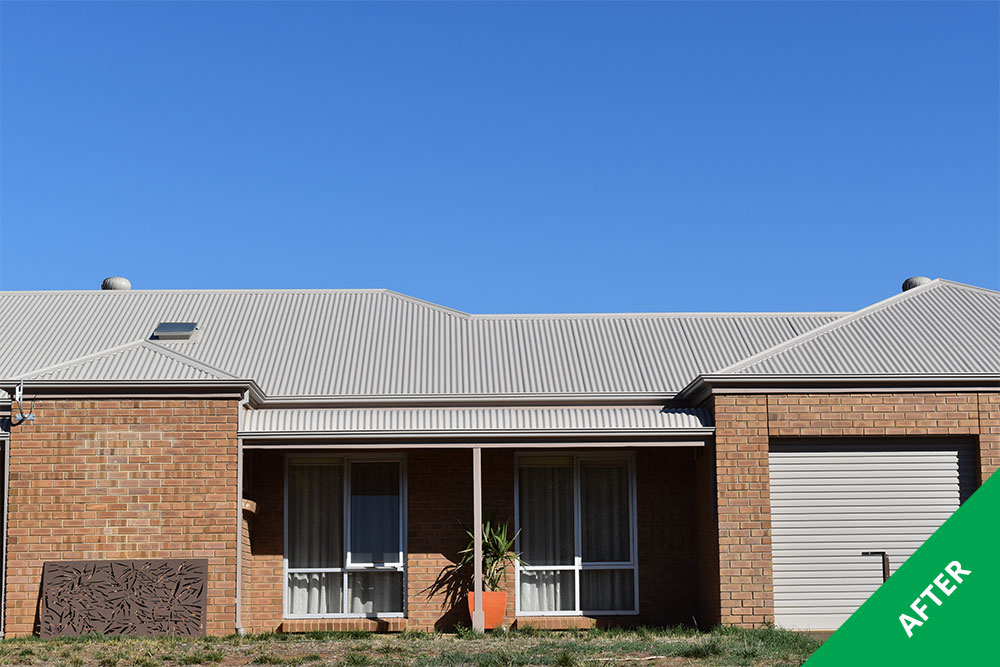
[581,463,629,562]
[286,460,404,616]
[349,572,403,614]
[287,464,343,614]
[519,465,574,565]
[288,573,342,615]
[518,459,634,613]
[580,463,633,610]
[519,570,575,612]
[519,464,575,611]
[581,570,634,611]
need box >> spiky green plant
[458,513,521,591]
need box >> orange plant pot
[467,591,507,630]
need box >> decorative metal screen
[39,559,208,638]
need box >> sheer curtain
[581,570,634,611]
[518,458,635,613]
[349,572,404,614]
[518,463,575,612]
[581,462,629,562]
[287,463,343,614]
[581,462,632,611]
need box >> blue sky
[1,1,997,313]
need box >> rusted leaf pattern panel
[40,559,208,638]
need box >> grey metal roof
[23,340,235,382]
[0,289,842,400]
[718,280,1000,376]
[240,406,712,437]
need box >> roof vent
[101,276,131,290]
[901,276,932,292]
[152,322,198,341]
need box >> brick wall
[712,395,772,627]
[242,446,700,632]
[5,398,239,636]
[981,393,1000,480]
[711,391,1000,628]
[242,451,284,633]
[408,449,475,631]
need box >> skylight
[152,322,198,341]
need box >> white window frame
[514,451,639,616]
[283,453,408,619]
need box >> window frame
[283,453,408,619]
[513,451,639,617]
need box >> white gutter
[255,392,679,409]
[237,428,715,441]
[242,440,709,450]
[677,373,1000,405]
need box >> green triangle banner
[804,470,1000,665]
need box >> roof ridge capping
[16,338,240,382]
[379,290,471,318]
[713,278,949,375]
[675,278,1000,400]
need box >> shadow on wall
[424,553,471,632]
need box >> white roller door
[769,440,975,630]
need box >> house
[0,277,996,637]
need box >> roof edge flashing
[677,372,1000,403]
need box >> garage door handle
[861,551,890,583]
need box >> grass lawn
[0,626,822,666]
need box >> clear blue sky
[1,1,997,313]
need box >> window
[515,454,638,615]
[285,456,405,618]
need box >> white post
[472,446,485,632]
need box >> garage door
[769,440,975,630]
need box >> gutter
[677,373,1000,405]
[238,427,715,441]
[0,380,673,410]
[0,379,266,405]
[254,392,679,409]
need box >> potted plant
[458,513,521,630]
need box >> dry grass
[0,626,821,666]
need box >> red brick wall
[981,393,1000,480]
[243,447,700,632]
[711,391,1000,628]
[5,398,239,636]
[635,449,700,626]
[242,451,284,633]
[408,449,475,631]
[712,395,772,627]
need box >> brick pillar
[980,392,1000,483]
[712,395,774,627]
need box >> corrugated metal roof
[24,340,235,382]
[0,289,842,398]
[240,406,712,435]
[722,280,1000,376]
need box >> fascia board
[237,428,715,441]
[680,373,1000,403]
